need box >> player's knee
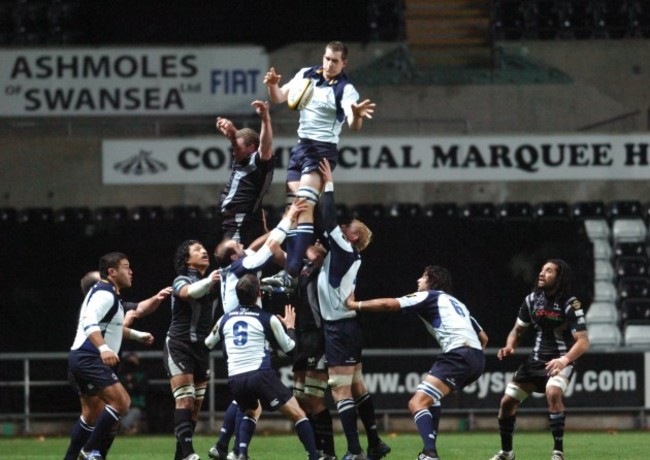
[328,373,353,390]
[504,382,529,403]
[296,186,320,206]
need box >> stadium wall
[1,41,650,209]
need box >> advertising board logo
[113,150,168,175]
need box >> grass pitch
[0,431,648,459]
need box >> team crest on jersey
[571,299,582,310]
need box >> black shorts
[163,336,211,382]
[324,317,363,367]
[512,356,573,393]
[68,349,120,396]
[229,369,294,412]
[286,138,338,182]
[428,347,485,391]
[221,209,266,247]
[293,329,326,372]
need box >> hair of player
[99,252,128,279]
[174,239,200,275]
[539,258,572,302]
[235,128,260,149]
[214,238,236,268]
[352,219,372,252]
[326,40,348,60]
[424,265,453,293]
[236,273,260,306]
[80,270,100,295]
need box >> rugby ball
[287,78,314,110]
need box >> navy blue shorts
[68,349,120,396]
[428,347,485,391]
[163,336,211,382]
[324,317,363,366]
[229,369,294,412]
[293,329,326,372]
[287,138,338,182]
[221,209,266,247]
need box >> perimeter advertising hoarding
[275,352,647,411]
[0,47,267,116]
[102,134,650,183]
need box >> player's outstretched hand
[252,100,270,119]
[264,67,281,86]
[216,117,236,138]
[278,304,295,330]
[318,159,333,183]
[287,198,309,221]
[351,99,376,119]
[497,346,515,360]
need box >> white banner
[0,47,268,116]
[102,133,650,184]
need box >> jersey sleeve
[564,296,587,333]
[470,315,484,334]
[242,246,273,270]
[396,291,430,309]
[341,83,360,118]
[82,290,115,336]
[172,275,192,297]
[319,190,338,233]
[270,316,295,353]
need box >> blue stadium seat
[623,321,650,348]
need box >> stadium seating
[497,201,534,220]
[0,207,17,224]
[424,203,458,219]
[593,280,617,303]
[17,207,53,223]
[459,202,497,220]
[620,298,650,325]
[54,207,91,223]
[168,205,202,220]
[618,276,650,302]
[572,201,606,220]
[583,219,611,241]
[609,200,644,219]
[623,322,650,348]
[592,239,612,261]
[615,256,648,279]
[585,301,618,324]
[612,218,647,244]
[534,201,570,220]
[587,323,621,348]
[388,202,422,218]
[129,206,165,222]
[614,242,647,259]
[352,204,386,219]
[594,259,615,281]
[92,206,128,222]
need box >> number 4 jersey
[397,290,482,352]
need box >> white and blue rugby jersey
[317,225,360,321]
[397,290,482,353]
[71,280,124,354]
[284,66,359,144]
[206,306,295,376]
[220,247,274,313]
